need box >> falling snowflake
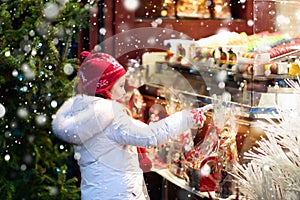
[216,70,227,82]
[99,27,106,35]
[20,164,27,171]
[43,3,60,20]
[74,152,81,160]
[63,63,74,75]
[21,63,35,80]
[4,51,10,57]
[51,100,58,108]
[17,107,28,119]
[29,30,35,37]
[35,114,47,125]
[49,186,59,196]
[123,0,140,11]
[247,20,254,27]
[4,154,10,161]
[12,69,18,77]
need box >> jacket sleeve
[104,102,195,148]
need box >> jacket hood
[52,95,121,144]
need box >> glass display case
[131,0,300,169]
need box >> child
[52,51,212,200]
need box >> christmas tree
[0,1,90,199]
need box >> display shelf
[156,47,300,81]
[153,60,299,107]
[234,73,299,82]
[140,82,280,121]
[159,61,299,80]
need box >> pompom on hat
[77,51,126,99]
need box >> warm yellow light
[161,10,168,17]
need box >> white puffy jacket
[52,94,195,200]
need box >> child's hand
[190,104,213,127]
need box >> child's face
[110,75,126,101]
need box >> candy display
[193,47,215,62]
[164,31,300,76]
[185,155,221,192]
[168,131,194,178]
[183,124,221,192]
[227,49,237,66]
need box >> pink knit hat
[78,51,126,99]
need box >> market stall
[92,0,300,199]
[125,26,300,198]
